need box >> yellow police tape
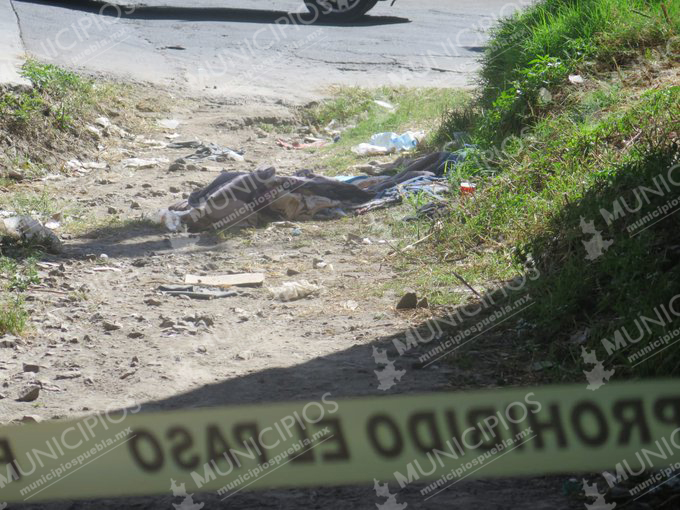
[1,380,679,502]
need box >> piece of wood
[184,273,265,288]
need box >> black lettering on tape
[408,412,444,454]
[291,422,315,464]
[206,425,237,469]
[233,423,267,464]
[129,430,164,472]
[571,401,608,446]
[167,427,200,470]
[318,418,350,462]
[0,439,21,483]
[527,403,567,449]
[367,414,403,458]
[655,398,680,428]
[613,399,651,445]
[466,408,498,451]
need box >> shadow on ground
[15,0,411,27]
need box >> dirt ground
[0,89,580,509]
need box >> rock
[55,371,81,380]
[145,298,162,306]
[128,332,145,339]
[291,228,302,237]
[17,385,40,402]
[396,291,418,310]
[130,201,141,210]
[102,321,121,332]
[287,268,300,276]
[417,297,429,309]
[196,345,207,354]
[169,186,181,193]
[168,162,186,172]
[22,363,40,373]
[17,415,43,423]
[0,337,17,348]
[107,206,118,214]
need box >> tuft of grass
[0,297,28,336]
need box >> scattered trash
[538,88,553,103]
[351,143,395,156]
[269,280,321,302]
[370,131,425,151]
[0,215,63,253]
[122,157,169,169]
[568,74,585,85]
[184,273,265,288]
[343,300,359,311]
[277,138,328,150]
[374,100,395,110]
[158,285,238,300]
[182,143,245,163]
[460,181,477,194]
[291,228,303,236]
[157,118,181,130]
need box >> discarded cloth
[181,143,245,162]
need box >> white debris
[374,100,395,110]
[269,281,321,302]
[122,157,169,169]
[95,116,111,129]
[157,118,181,130]
[568,74,585,84]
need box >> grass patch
[0,297,29,336]
[393,0,680,382]
[0,60,129,182]
[303,86,470,174]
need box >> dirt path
[1,91,578,509]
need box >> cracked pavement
[11,0,516,101]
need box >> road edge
[0,0,29,87]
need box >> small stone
[107,206,118,214]
[128,332,144,339]
[23,363,40,373]
[145,298,162,306]
[291,228,302,237]
[417,297,429,309]
[169,186,181,193]
[130,356,139,367]
[287,268,300,276]
[100,254,109,259]
[55,371,81,380]
[396,291,418,310]
[17,385,40,402]
[168,162,185,172]
[103,321,121,332]
[18,415,43,423]
[130,201,141,210]
[196,345,207,354]
[0,336,18,348]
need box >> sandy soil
[0,89,580,510]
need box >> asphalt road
[11,0,521,100]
